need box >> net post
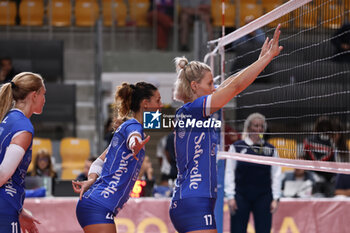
[214,2,227,229]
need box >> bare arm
[335,189,350,196]
[210,25,283,114]
[72,148,108,200]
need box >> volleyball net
[205,0,350,174]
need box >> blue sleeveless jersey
[173,95,218,200]
[83,119,145,214]
[0,109,34,213]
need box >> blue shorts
[0,198,20,232]
[169,197,216,233]
[76,197,115,228]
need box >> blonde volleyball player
[169,25,283,233]
[0,72,45,233]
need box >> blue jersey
[173,95,218,200]
[0,109,34,213]
[83,119,145,214]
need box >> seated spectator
[225,125,240,151]
[179,0,213,51]
[0,57,17,84]
[282,169,316,198]
[332,118,350,163]
[302,116,336,197]
[76,157,95,181]
[156,135,172,186]
[28,149,57,179]
[165,131,177,182]
[230,16,270,83]
[104,117,114,147]
[334,174,350,197]
[147,0,174,50]
[137,155,155,197]
[331,23,350,63]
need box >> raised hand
[259,36,270,59]
[259,24,283,60]
[131,135,150,160]
[267,24,283,58]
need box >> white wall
[101,72,177,119]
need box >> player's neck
[14,102,32,118]
[134,112,143,124]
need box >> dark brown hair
[114,82,157,120]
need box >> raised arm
[210,25,283,114]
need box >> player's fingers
[31,225,39,233]
[72,181,81,193]
[142,136,151,146]
[273,24,281,40]
[263,37,269,48]
[79,188,84,200]
[133,154,139,161]
[268,38,274,49]
[32,218,41,225]
[273,26,281,43]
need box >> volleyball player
[0,72,45,233]
[72,82,162,233]
[169,25,283,233]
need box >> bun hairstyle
[0,72,44,121]
[173,56,211,103]
[114,82,157,120]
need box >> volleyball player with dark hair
[169,25,283,233]
[72,82,162,233]
[0,72,45,233]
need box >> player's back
[83,119,145,214]
[173,96,218,200]
[0,109,34,212]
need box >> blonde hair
[242,113,267,139]
[0,72,44,121]
[173,57,211,103]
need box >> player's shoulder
[7,110,34,132]
[118,118,143,133]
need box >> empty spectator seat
[60,137,90,179]
[49,0,72,26]
[0,1,16,26]
[102,0,127,27]
[75,0,99,27]
[19,0,44,26]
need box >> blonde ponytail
[0,83,14,121]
